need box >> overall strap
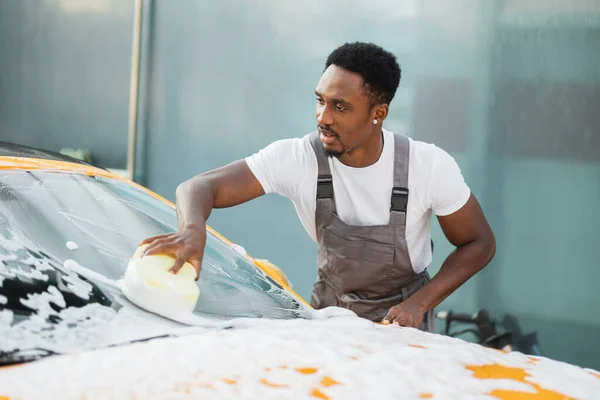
[308,132,336,214]
[390,133,410,226]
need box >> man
[141,42,496,332]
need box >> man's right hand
[139,225,207,280]
[138,159,266,280]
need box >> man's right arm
[175,159,266,230]
[140,159,265,278]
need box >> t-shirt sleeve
[429,146,471,216]
[245,138,312,201]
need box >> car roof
[0,141,99,167]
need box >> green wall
[1,0,599,370]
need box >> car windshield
[0,169,305,364]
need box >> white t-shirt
[245,128,471,274]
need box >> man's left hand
[382,301,424,328]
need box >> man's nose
[316,104,334,126]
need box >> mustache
[317,125,338,137]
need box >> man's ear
[374,103,389,122]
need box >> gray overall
[308,131,434,332]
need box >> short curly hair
[324,42,401,106]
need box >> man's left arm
[383,193,496,327]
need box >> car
[1,142,599,399]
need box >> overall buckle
[317,175,333,199]
[390,187,408,212]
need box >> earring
[372,119,378,124]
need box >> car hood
[1,316,599,400]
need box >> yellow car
[1,143,599,399]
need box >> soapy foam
[3,245,308,352]
[20,285,66,311]
[299,305,357,320]
[230,243,247,257]
[0,309,14,329]
[63,259,121,290]
[1,294,206,355]
[66,241,79,250]
[62,272,93,300]
[1,316,599,399]
[0,234,51,284]
[64,260,353,329]
[1,303,117,353]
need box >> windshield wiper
[105,333,174,348]
[0,347,59,366]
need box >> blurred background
[1,0,599,369]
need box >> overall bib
[308,131,434,332]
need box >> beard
[325,147,344,158]
[318,125,346,158]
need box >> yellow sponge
[122,244,200,317]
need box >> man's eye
[335,104,346,112]
[316,97,324,104]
